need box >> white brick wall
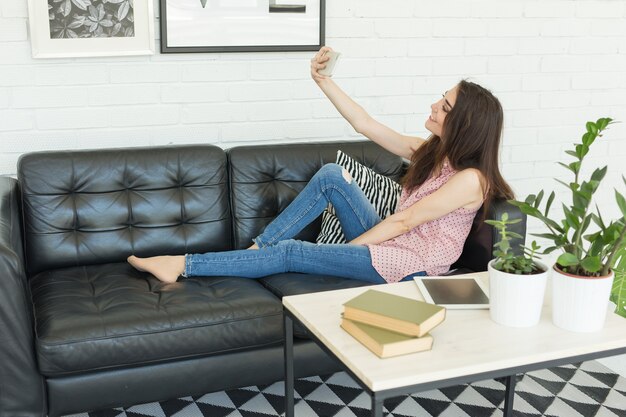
[2,0,624,231]
[1,0,624,372]
[0,0,624,230]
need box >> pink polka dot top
[366,163,480,283]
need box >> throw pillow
[316,150,402,244]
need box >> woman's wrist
[314,76,331,87]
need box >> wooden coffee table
[282,272,626,417]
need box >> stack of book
[341,289,446,358]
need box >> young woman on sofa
[128,46,514,284]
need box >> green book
[341,318,433,358]
[343,289,446,337]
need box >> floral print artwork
[48,0,135,38]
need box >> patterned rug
[67,360,626,417]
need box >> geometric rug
[66,360,626,417]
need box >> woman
[128,47,514,284]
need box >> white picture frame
[27,0,155,59]
[160,0,325,53]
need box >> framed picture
[27,0,155,58]
[160,0,325,53]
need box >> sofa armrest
[0,177,46,417]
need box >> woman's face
[425,87,458,137]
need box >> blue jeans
[185,164,423,283]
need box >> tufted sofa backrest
[16,141,520,277]
[227,141,405,250]
[18,145,231,276]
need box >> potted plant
[510,118,626,332]
[486,213,548,327]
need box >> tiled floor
[68,360,626,417]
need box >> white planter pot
[552,266,614,332]
[488,260,548,327]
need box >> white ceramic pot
[551,265,614,332]
[488,260,549,327]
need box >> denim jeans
[253,163,381,247]
[183,164,425,284]
[185,163,424,283]
[186,239,388,283]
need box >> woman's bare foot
[247,243,259,250]
[127,255,185,283]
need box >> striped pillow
[316,150,402,244]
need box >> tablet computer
[413,275,490,309]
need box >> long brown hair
[402,80,514,212]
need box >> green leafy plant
[610,252,626,319]
[509,118,626,280]
[485,213,543,274]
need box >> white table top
[283,272,626,392]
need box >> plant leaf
[610,251,626,319]
[535,190,544,209]
[597,117,612,131]
[557,162,574,174]
[554,178,570,190]
[579,215,592,236]
[60,0,72,16]
[70,0,91,10]
[587,237,604,257]
[581,256,602,273]
[524,194,535,205]
[545,191,555,217]
[563,204,580,229]
[591,166,608,183]
[68,18,84,29]
[594,205,607,229]
[117,2,130,20]
[533,233,558,240]
[544,246,560,254]
[586,121,598,135]
[617,190,626,218]
[557,252,579,267]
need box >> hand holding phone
[318,50,341,77]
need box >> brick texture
[0,0,624,267]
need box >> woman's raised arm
[311,47,425,160]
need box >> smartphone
[319,50,341,76]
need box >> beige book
[341,318,433,358]
[343,289,446,337]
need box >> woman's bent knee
[341,168,352,183]
[317,163,348,182]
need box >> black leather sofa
[0,141,525,417]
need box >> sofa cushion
[317,150,402,244]
[259,273,371,299]
[18,145,231,276]
[30,263,283,376]
[228,141,404,249]
[258,273,371,338]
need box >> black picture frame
[160,0,325,53]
